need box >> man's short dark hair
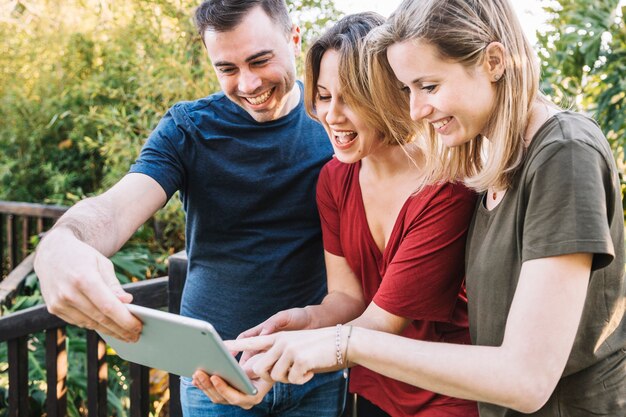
[195,0,292,38]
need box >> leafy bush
[538,0,626,215]
[0,0,340,252]
[538,1,625,166]
[0,0,212,251]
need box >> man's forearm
[46,196,125,257]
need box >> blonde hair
[304,12,416,147]
[367,0,542,191]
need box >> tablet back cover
[99,304,256,395]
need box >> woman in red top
[196,12,478,417]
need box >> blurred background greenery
[538,0,626,190]
[0,0,339,254]
[0,0,624,415]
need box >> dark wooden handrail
[0,200,68,279]
[0,201,68,218]
[0,253,35,306]
[0,277,168,342]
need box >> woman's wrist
[334,325,356,364]
[343,325,353,364]
[345,326,363,368]
[303,300,345,329]
[302,305,320,329]
[333,324,354,377]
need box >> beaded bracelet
[335,324,344,366]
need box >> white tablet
[98,304,257,395]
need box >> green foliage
[0,0,214,251]
[0,0,340,253]
[537,0,626,167]
[289,0,342,46]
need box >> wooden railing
[0,201,67,279]
[0,243,189,417]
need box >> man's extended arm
[34,173,168,341]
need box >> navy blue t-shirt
[130,82,333,339]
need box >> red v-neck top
[317,158,479,417]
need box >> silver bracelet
[335,324,344,366]
[343,325,353,378]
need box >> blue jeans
[180,371,347,417]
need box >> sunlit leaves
[538,0,624,213]
[539,0,625,159]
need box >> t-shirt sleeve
[373,184,477,322]
[316,163,344,256]
[522,139,615,269]
[129,105,188,200]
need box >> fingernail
[210,376,221,387]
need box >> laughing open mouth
[244,88,274,106]
[333,130,357,147]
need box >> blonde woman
[230,1,626,416]
[199,12,479,417]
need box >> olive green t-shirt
[466,111,626,416]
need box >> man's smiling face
[203,6,301,123]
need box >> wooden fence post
[87,331,108,417]
[46,327,68,417]
[8,336,29,417]
[167,251,187,417]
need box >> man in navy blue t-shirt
[34,0,343,416]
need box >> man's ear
[291,24,302,57]
[484,42,506,82]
